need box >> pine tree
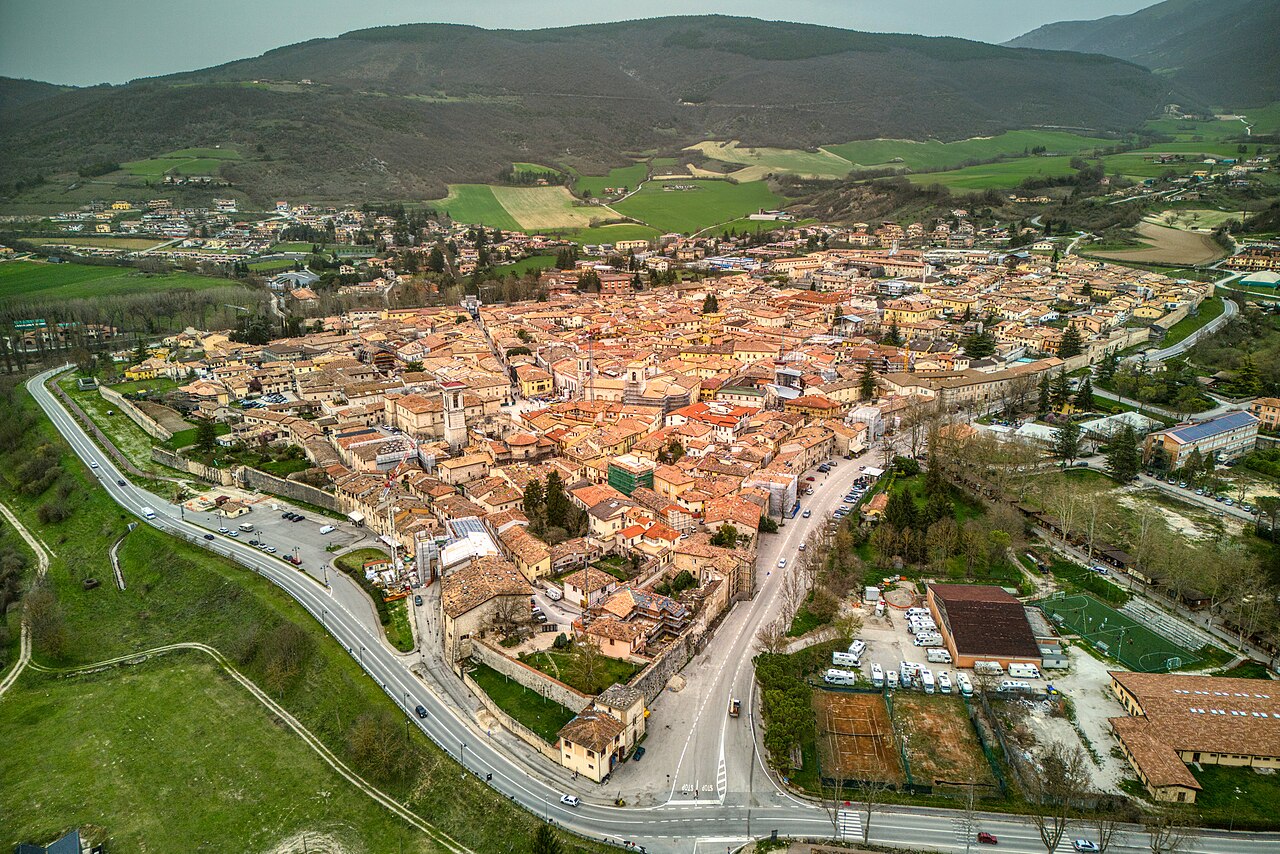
[523,479,545,518]
[1074,375,1093,410]
[545,470,569,529]
[1053,421,1082,466]
[1236,354,1260,396]
[883,322,903,346]
[531,825,563,854]
[883,488,918,531]
[859,362,877,400]
[1059,325,1084,359]
[1051,372,1072,410]
[1103,424,1141,483]
[702,293,719,314]
[194,417,218,455]
[1038,373,1051,414]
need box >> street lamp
[359,644,366,666]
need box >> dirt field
[1093,222,1225,265]
[814,690,904,785]
[893,694,996,789]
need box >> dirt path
[1093,222,1225,266]
[0,500,53,700]
[27,642,474,853]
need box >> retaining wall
[99,385,173,441]
[151,446,234,486]
[237,466,340,511]
[462,672,563,763]
[630,630,697,703]
[470,641,592,713]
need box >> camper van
[937,671,952,694]
[886,670,899,689]
[847,639,867,657]
[956,672,974,697]
[973,661,1004,676]
[921,668,936,694]
[999,680,1031,693]
[913,634,943,648]
[906,607,931,619]
[926,648,953,664]
[832,651,861,668]
[899,662,914,688]
[871,663,884,688]
[1007,663,1041,679]
[874,600,886,617]
[824,669,858,686]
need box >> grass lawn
[248,257,300,272]
[825,130,1113,172]
[574,162,649,198]
[1211,660,1274,679]
[467,661,576,743]
[491,254,558,276]
[0,385,603,854]
[0,659,418,854]
[336,547,392,574]
[386,598,415,653]
[592,555,630,580]
[0,260,234,305]
[550,222,661,245]
[109,377,180,396]
[57,376,176,476]
[786,592,830,637]
[522,650,640,695]
[429,184,522,232]
[892,474,984,522]
[612,178,784,234]
[163,421,230,451]
[1160,296,1225,347]
[904,154,1085,191]
[1191,763,1280,830]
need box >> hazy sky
[0,0,1158,86]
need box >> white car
[90,461,99,468]
[1072,841,1100,853]
[319,525,335,534]
[560,794,580,808]
[798,543,806,552]
[777,558,787,568]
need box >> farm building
[926,583,1041,669]
[1108,671,1280,804]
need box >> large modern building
[1143,410,1259,468]
[1109,670,1280,804]
[926,583,1041,669]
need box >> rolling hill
[0,76,71,115]
[1,16,1184,201]
[1005,0,1280,108]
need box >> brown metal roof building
[926,583,1041,669]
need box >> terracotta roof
[441,556,530,618]
[563,566,618,594]
[558,708,624,753]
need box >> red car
[977,832,998,845]
[805,476,815,481]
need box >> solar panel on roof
[1167,411,1256,443]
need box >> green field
[904,155,1084,190]
[1037,592,1201,672]
[492,254,558,276]
[0,261,233,305]
[612,178,784,234]
[120,146,241,178]
[431,184,522,231]
[248,258,299,272]
[574,162,649,198]
[512,161,562,175]
[687,140,854,179]
[522,649,641,695]
[553,222,661,245]
[826,130,1113,172]
[0,660,416,853]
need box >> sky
[0,0,1158,87]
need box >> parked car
[319,525,335,534]
[292,515,305,522]
[1072,841,1100,853]
[632,745,646,760]
[414,595,423,606]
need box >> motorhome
[999,680,1031,692]
[848,639,867,657]
[921,668,936,694]
[832,651,861,668]
[937,671,952,694]
[886,670,899,689]
[956,672,974,697]
[926,648,953,664]
[824,669,858,686]
[913,634,943,648]
[906,607,931,619]
[871,663,884,688]
[973,661,1003,676]
[1007,663,1041,679]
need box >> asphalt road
[27,366,1280,854]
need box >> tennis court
[1037,592,1200,672]
[814,690,905,785]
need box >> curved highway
[27,367,1280,853]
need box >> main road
[25,367,1280,854]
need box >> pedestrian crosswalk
[836,809,863,840]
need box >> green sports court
[1036,592,1201,672]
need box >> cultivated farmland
[573,163,649,199]
[825,130,1112,172]
[612,179,784,234]
[0,261,232,305]
[687,140,854,179]
[490,186,611,229]
[903,155,1084,191]
[1091,222,1226,266]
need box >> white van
[141,507,156,520]
[544,586,563,601]
[913,634,943,648]
[956,672,974,697]
[886,670,899,689]
[871,663,884,688]
[1000,680,1031,693]
[847,639,867,657]
[906,607,931,619]
[1008,663,1041,679]
[238,522,254,532]
[973,661,1003,676]
[832,651,861,668]
[319,525,336,534]
[926,648,953,664]
[824,669,858,686]
[937,671,952,694]
[921,668,936,694]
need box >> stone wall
[99,385,174,441]
[463,672,563,762]
[630,630,697,704]
[470,640,593,713]
[150,447,234,486]
[236,466,340,512]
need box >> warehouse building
[926,583,1042,669]
[1108,670,1280,803]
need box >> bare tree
[819,731,851,840]
[1025,742,1091,854]
[755,617,789,655]
[566,639,610,694]
[1086,809,1125,853]
[852,762,892,845]
[1144,804,1196,854]
[489,595,527,637]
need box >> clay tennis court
[814,690,904,785]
